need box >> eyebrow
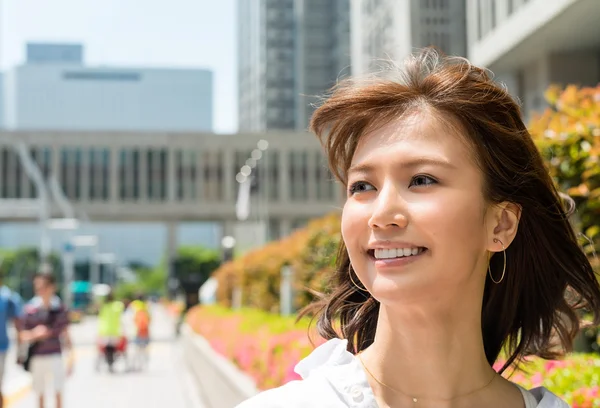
[348,157,457,174]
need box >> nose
[367,182,408,230]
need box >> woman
[237,49,600,407]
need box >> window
[119,149,140,201]
[203,151,223,201]
[177,150,197,201]
[63,71,141,82]
[146,149,168,201]
[89,148,110,201]
[289,151,308,200]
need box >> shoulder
[517,385,570,408]
[236,338,374,408]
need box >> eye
[409,174,437,188]
[348,181,375,195]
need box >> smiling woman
[235,48,600,408]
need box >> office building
[238,0,351,131]
[0,73,4,128]
[3,43,213,131]
[467,0,600,118]
[351,0,467,75]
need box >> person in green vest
[97,290,124,371]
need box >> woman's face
[342,111,492,307]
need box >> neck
[40,296,53,307]
[361,298,495,404]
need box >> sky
[0,0,238,134]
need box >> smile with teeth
[371,248,426,259]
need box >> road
[7,304,206,408]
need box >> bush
[189,306,599,405]
[214,214,340,312]
[186,305,325,389]
[529,84,600,270]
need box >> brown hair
[34,272,56,286]
[305,48,600,372]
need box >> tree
[529,84,600,271]
[0,248,61,299]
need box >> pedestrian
[19,273,71,408]
[0,275,23,408]
[126,293,151,370]
[97,290,125,372]
[236,48,600,407]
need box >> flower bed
[494,356,599,407]
[188,306,599,406]
[186,305,326,389]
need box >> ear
[487,202,521,251]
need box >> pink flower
[530,372,543,388]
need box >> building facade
[351,0,467,75]
[0,130,341,264]
[237,0,351,131]
[467,0,600,118]
[0,73,3,128]
[2,43,213,132]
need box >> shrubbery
[188,306,599,406]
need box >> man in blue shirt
[0,278,22,408]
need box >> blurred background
[0,0,599,407]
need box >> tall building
[3,43,213,131]
[351,0,467,75]
[467,0,600,119]
[0,73,4,128]
[237,0,351,131]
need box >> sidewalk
[7,305,207,408]
[3,340,32,407]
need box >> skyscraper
[351,0,467,75]
[238,0,351,131]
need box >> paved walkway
[8,304,206,408]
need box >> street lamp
[221,235,236,263]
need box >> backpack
[134,309,150,338]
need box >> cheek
[414,193,486,247]
[341,202,368,251]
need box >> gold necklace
[357,353,497,405]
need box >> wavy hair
[303,48,600,373]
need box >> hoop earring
[488,238,506,284]
[348,264,367,291]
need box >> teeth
[374,248,423,259]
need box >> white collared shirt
[236,338,569,408]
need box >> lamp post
[235,139,270,239]
[46,218,80,308]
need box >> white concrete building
[0,130,340,265]
[2,43,213,132]
[467,0,600,118]
[351,0,467,75]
